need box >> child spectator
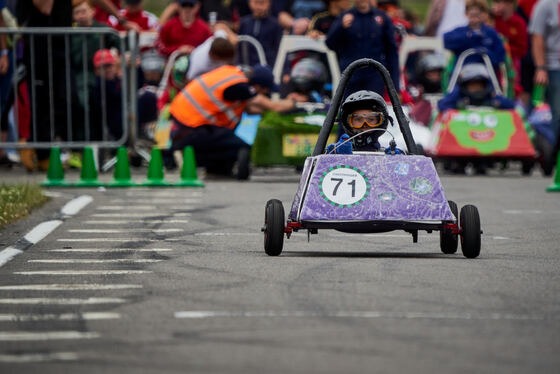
[308,0,351,38]
[443,0,506,72]
[108,0,158,31]
[72,0,120,140]
[238,0,283,66]
[156,0,212,57]
[93,49,124,140]
[437,63,515,111]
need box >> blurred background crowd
[0,0,557,176]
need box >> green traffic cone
[143,148,170,186]
[546,151,560,192]
[75,147,103,187]
[41,147,68,187]
[176,146,204,187]
[109,147,135,187]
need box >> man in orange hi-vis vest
[168,64,305,179]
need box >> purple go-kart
[262,59,482,258]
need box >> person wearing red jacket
[156,0,212,57]
[108,0,158,31]
[492,0,528,94]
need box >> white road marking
[67,229,182,233]
[0,352,79,362]
[0,284,142,291]
[109,199,200,204]
[0,297,126,305]
[96,206,159,210]
[174,311,550,321]
[61,195,93,216]
[0,331,100,341]
[48,248,173,253]
[55,239,183,243]
[0,195,92,268]
[125,191,203,197]
[503,209,543,214]
[14,270,152,275]
[24,220,63,244]
[493,236,510,240]
[0,312,121,321]
[91,212,191,217]
[28,259,163,264]
[83,220,189,224]
[0,247,23,267]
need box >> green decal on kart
[448,110,515,155]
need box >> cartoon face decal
[448,110,515,155]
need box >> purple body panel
[289,154,455,222]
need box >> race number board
[319,166,370,208]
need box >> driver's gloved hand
[326,134,353,154]
[384,140,404,155]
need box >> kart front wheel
[264,199,285,256]
[440,200,458,254]
[460,205,481,258]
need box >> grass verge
[0,184,50,229]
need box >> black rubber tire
[534,133,555,177]
[264,199,285,256]
[440,200,458,254]
[460,204,481,259]
[235,147,251,180]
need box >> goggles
[348,112,384,129]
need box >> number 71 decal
[319,165,370,208]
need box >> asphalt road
[0,166,559,373]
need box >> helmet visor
[348,112,384,129]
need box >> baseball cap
[93,49,116,67]
[176,0,198,6]
[248,65,279,92]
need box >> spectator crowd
[0,0,558,176]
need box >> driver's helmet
[416,53,446,93]
[172,55,190,88]
[458,63,493,104]
[290,58,327,94]
[339,90,390,148]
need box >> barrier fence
[0,27,138,150]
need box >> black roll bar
[312,58,418,156]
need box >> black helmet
[339,90,390,148]
[417,53,446,93]
[290,58,327,94]
[458,63,492,105]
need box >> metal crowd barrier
[0,27,138,150]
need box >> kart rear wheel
[264,199,285,256]
[460,205,481,259]
[440,200,458,254]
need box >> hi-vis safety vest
[170,65,249,130]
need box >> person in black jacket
[326,0,399,98]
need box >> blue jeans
[547,70,560,146]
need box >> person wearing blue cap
[167,64,306,178]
